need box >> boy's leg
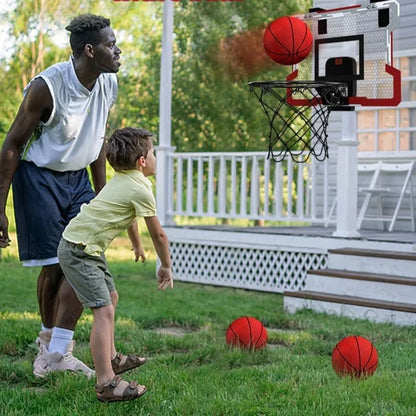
[92,305,146,402]
[109,290,119,359]
[108,289,146,374]
[91,305,115,385]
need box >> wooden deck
[171,225,416,245]
[165,224,415,294]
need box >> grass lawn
[1,233,416,415]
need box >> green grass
[1,244,416,415]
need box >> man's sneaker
[33,340,95,379]
[35,331,52,350]
[33,331,51,377]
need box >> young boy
[57,127,173,402]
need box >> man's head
[107,127,156,174]
[66,14,110,58]
[66,14,121,72]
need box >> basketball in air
[263,15,313,65]
[226,316,268,350]
[331,336,378,378]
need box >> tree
[0,0,164,138]
[0,0,84,135]
[170,0,312,152]
[0,0,312,151]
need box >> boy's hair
[65,14,111,58]
[106,127,155,171]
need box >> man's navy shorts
[12,160,96,264]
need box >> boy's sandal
[111,352,146,375]
[95,375,147,403]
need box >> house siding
[314,0,416,230]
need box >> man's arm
[0,78,52,247]
[89,143,107,194]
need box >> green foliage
[170,0,312,152]
[0,0,312,151]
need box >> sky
[0,1,69,61]
[0,2,15,59]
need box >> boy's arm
[127,220,145,263]
[144,216,173,290]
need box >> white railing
[165,151,332,224]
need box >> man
[0,14,121,377]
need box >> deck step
[284,290,416,313]
[308,268,416,285]
[327,248,416,277]
[284,247,416,326]
[305,269,416,304]
[328,248,416,261]
[283,290,416,326]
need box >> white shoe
[35,331,52,349]
[33,339,95,379]
[33,331,51,377]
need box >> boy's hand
[157,266,174,290]
[132,245,146,263]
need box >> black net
[249,81,348,163]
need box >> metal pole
[332,110,361,238]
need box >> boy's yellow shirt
[63,170,156,256]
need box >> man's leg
[36,264,65,328]
[47,276,83,355]
[54,276,84,331]
[37,263,83,354]
[33,264,94,378]
[33,264,63,371]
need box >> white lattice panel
[170,242,327,293]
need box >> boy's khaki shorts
[57,238,116,309]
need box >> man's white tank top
[22,58,118,172]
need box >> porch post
[332,110,361,238]
[157,0,175,226]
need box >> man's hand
[157,266,173,290]
[0,213,10,248]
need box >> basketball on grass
[263,16,313,65]
[226,316,268,350]
[331,336,378,378]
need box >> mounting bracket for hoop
[290,0,401,107]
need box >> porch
[164,223,415,294]
[153,0,416,325]
[157,149,415,293]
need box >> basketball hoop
[249,80,348,163]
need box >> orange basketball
[263,16,313,65]
[225,316,268,350]
[332,336,378,378]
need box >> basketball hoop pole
[157,0,176,226]
[332,111,361,238]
